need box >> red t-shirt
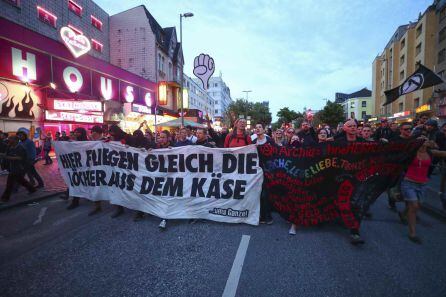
[405,155,431,184]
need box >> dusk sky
[96,0,433,119]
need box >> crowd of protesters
[1,114,446,245]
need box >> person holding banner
[174,128,192,147]
[398,140,446,244]
[67,128,89,210]
[156,131,172,149]
[194,128,216,148]
[297,121,317,146]
[224,119,252,148]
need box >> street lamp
[243,90,252,100]
[180,12,194,127]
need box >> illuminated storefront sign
[416,104,431,113]
[60,26,91,58]
[393,111,411,117]
[0,31,155,106]
[45,110,103,123]
[132,103,151,114]
[52,99,102,112]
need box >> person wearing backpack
[224,119,252,148]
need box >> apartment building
[372,4,438,121]
[184,74,215,119]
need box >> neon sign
[60,26,91,58]
[63,66,83,92]
[53,100,102,112]
[132,104,151,114]
[125,86,134,103]
[45,110,103,123]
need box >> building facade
[372,4,438,121]
[0,0,159,136]
[336,88,373,120]
[435,0,446,121]
[0,0,110,62]
[183,74,214,120]
[196,75,232,124]
[109,6,183,116]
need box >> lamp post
[180,12,194,127]
[242,90,252,100]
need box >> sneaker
[88,207,101,216]
[259,220,266,224]
[350,233,365,245]
[266,218,274,225]
[111,207,124,218]
[159,219,167,229]
[189,219,198,224]
[408,235,422,244]
[288,225,297,235]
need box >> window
[214,83,218,87]
[37,6,57,28]
[441,7,446,22]
[128,58,134,67]
[400,70,405,80]
[414,98,420,108]
[400,55,405,65]
[68,0,82,17]
[215,109,218,114]
[416,43,422,56]
[168,62,172,78]
[68,24,83,35]
[439,49,446,64]
[440,27,446,43]
[161,57,165,72]
[362,101,367,107]
[91,15,103,31]
[361,111,366,119]
[398,102,403,112]
[400,38,405,49]
[92,39,103,53]
[416,24,422,38]
[117,59,121,67]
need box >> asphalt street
[0,195,445,297]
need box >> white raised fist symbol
[193,53,215,90]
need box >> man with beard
[297,121,317,146]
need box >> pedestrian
[174,127,192,147]
[273,129,286,146]
[297,121,318,146]
[284,127,300,147]
[0,131,8,175]
[17,131,44,188]
[186,125,197,144]
[412,115,429,137]
[335,119,365,244]
[373,118,393,142]
[156,130,172,149]
[60,131,70,141]
[361,124,374,142]
[55,131,61,141]
[252,123,274,225]
[194,128,216,148]
[0,135,36,203]
[42,132,53,165]
[398,140,446,243]
[66,127,89,210]
[224,119,252,148]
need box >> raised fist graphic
[193,53,215,90]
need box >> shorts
[401,180,426,202]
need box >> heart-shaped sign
[60,27,91,58]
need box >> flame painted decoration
[0,88,36,119]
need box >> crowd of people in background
[1,114,446,245]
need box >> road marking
[222,235,251,297]
[32,207,48,225]
[52,211,84,226]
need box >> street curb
[0,191,66,212]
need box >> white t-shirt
[187,135,197,144]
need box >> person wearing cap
[373,118,393,142]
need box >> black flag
[383,64,443,106]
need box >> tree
[224,99,272,128]
[318,100,345,128]
[275,107,303,128]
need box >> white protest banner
[54,142,263,225]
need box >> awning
[159,118,206,128]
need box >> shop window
[37,6,57,28]
[416,43,422,56]
[68,0,82,17]
[92,39,103,53]
[4,0,20,8]
[91,15,103,31]
[414,98,420,108]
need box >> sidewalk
[0,158,67,211]
[423,172,446,220]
